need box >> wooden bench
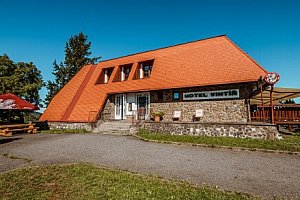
[0,124,38,137]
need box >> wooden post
[8,110,11,123]
[270,85,274,124]
[260,83,265,122]
[247,99,251,122]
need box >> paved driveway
[1,134,299,199]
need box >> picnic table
[0,124,38,137]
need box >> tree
[282,99,295,104]
[0,54,44,106]
[45,32,100,106]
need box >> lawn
[137,129,300,153]
[0,163,257,200]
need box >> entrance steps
[92,120,133,135]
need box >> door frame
[136,92,150,120]
[115,94,126,120]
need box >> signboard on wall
[183,89,239,101]
[195,109,203,117]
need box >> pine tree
[45,32,100,106]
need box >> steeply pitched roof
[40,35,267,122]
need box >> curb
[132,134,300,156]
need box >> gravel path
[1,134,299,199]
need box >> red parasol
[0,93,39,110]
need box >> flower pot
[154,115,161,122]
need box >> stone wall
[150,99,248,122]
[48,122,92,131]
[101,95,115,120]
[150,82,255,123]
[144,121,280,139]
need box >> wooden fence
[251,105,300,124]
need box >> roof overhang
[107,80,259,95]
[250,87,300,105]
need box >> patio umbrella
[0,93,39,123]
[0,93,39,110]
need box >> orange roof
[40,35,267,122]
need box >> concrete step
[93,130,131,135]
[99,125,131,128]
[93,120,132,135]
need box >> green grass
[0,163,257,200]
[137,129,300,152]
[41,129,91,134]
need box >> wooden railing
[251,105,300,124]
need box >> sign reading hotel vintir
[183,89,239,100]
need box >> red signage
[264,72,280,85]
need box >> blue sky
[0,0,299,105]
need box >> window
[173,91,180,100]
[123,66,131,81]
[104,68,113,83]
[111,64,133,82]
[128,103,133,111]
[157,91,164,101]
[96,67,114,84]
[143,64,152,78]
[137,60,154,79]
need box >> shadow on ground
[0,137,21,145]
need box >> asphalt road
[0,134,299,199]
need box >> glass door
[137,93,150,120]
[115,94,126,120]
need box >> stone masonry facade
[149,82,254,122]
[48,122,93,131]
[144,121,280,139]
[150,99,248,122]
[99,82,256,122]
[101,95,115,120]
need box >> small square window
[157,91,164,101]
[128,103,133,111]
[173,91,180,100]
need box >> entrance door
[115,94,126,120]
[137,93,150,120]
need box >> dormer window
[104,68,113,83]
[96,67,114,84]
[121,64,132,81]
[143,65,152,78]
[139,60,154,79]
[124,67,131,80]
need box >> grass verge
[41,129,91,134]
[137,129,300,153]
[0,163,257,200]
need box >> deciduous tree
[0,54,44,106]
